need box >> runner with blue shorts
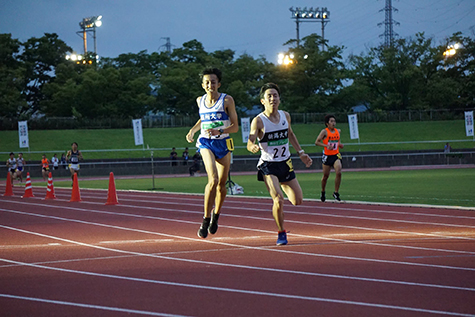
[186,68,239,238]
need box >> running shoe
[197,217,211,238]
[276,231,288,245]
[209,212,220,235]
[320,191,326,202]
[333,192,341,201]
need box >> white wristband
[298,150,305,155]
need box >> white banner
[348,114,359,140]
[465,111,474,137]
[132,119,144,146]
[18,121,29,148]
[241,117,250,143]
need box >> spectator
[170,147,178,166]
[182,147,189,165]
[189,152,201,176]
[444,143,452,153]
[60,153,67,169]
[51,154,59,170]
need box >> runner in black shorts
[315,115,344,202]
[247,83,312,246]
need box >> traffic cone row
[22,173,34,198]
[45,172,56,200]
[4,172,119,205]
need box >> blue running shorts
[197,137,234,159]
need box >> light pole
[77,15,102,59]
[289,7,330,51]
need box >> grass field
[53,168,475,207]
[1,120,474,161]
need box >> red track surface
[1,183,475,317]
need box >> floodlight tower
[289,6,330,51]
[378,0,399,47]
[77,15,102,58]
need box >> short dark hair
[72,142,78,146]
[259,83,281,100]
[324,114,336,126]
[9,152,14,156]
[201,67,222,83]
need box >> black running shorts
[322,153,342,167]
[258,158,296,183]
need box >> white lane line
[71,191,475,218]
[45,192,475,236]
[0,259,473,317]
[2,200,475,258]
[0,294,190,317]
[1,211,475,273]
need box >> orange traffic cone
[70,173,81,202]
[21,173,35,198]
[105,172,119,205]
[45,172,56,200]
[3,173,14,196]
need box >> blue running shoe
[276,231,288,245]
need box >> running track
[1,184,474,316]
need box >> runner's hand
[248,144,259,154]
[186,131,194,143]
[301,154,313,168]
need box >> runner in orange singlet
[41,154,50,181]
[315,115,344,202]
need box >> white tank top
[197,93,231,141]
[8,158,17,169]
[257,110,290,164]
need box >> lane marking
[3,199,475,257]
[64,191,475,217]
[2,212,475,274]
[0,294,190,317]
[0,259,473,317]
[38,192,475,237]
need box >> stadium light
[277,52,295,66]
[289,6,330,50]
[77,15,103,60]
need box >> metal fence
[1,108,472,130]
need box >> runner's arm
[315,129,330,149]
[186,97,203,143]
[247,117,262,154]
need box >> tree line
[0,31,473,120]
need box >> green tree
[20,33,71,115]
[0,34,27,117]
[274,34,347,112]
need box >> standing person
[16,153,26,183]
[6,152,17,186]
[66,142,83,182]
[41,154,50,181]
[315,114,344,202]
[60,153,67,169]
[170,147,178,166]
[189,152,201,176]
[51,154,59,170]
[186,67,239,238]
[247,83,313,245]
[182,147,189,166]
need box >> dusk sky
[1,0,474,63]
